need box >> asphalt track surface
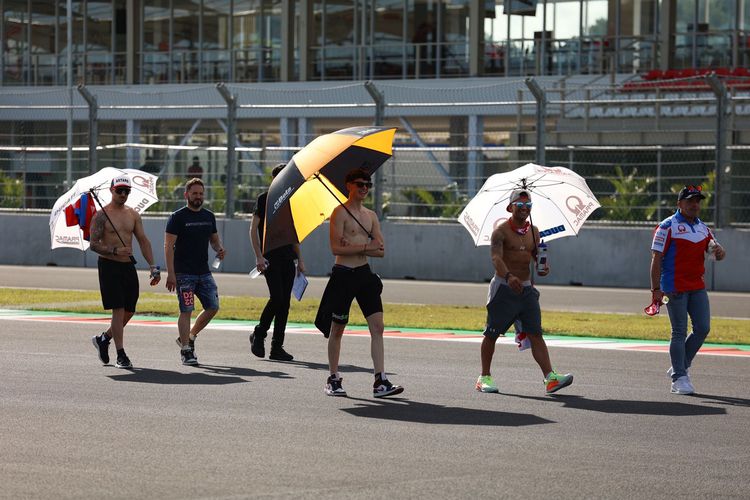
[1,266,749,498]
[1,265,748,318]
[2,317,749,499]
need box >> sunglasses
[352,181,373,189]
[114,187,131,195]
[512,201,533,208]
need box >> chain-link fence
[1,76,748,226]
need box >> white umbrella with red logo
[49,167,159,251]
[458,163,600,246]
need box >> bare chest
[104,210,135,236]
[504,228,533,252]
[342,211,372,240]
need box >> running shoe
[670,376,694,395]
[115,352,132,369]
[92,333,110,365]
[373,376,404,398]
[269,347,294,362]
[181,348,198,365]
[175,336,195,351]
[325,375,347,397]
[249,332,265,358]
[544,371,573,394]
[475,375,499,393]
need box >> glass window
[320,0,356,79]
[373,0,404,77]
[4,0,29,84]
[30,1,58,85]
[234,0,262,81]
[86,1,114,85]
[143,0,170,83]
[173,0,200,82]
[442,0,469,76]
[203,0,231,81]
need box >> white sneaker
[670,376,694,395]
[685,374,696,393]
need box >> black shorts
[320,264,383,327]
[98,258,139,312]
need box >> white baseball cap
[506,188,531,212]
[111,175,131,189]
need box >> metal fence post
[525,77,546,166]
[707,75,730,227]
[656,147,662,221]
[364,81,385,220]
[467,115,483,195]
[77,84,98,174]
[217,83,237,219]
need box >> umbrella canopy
[458,163,600,246]
[50,167,159,250]
[263,126,397,253]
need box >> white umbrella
[458,163,600,246]
[50,167,159,251]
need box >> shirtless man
[476,189,573,394]
[320,168,403,398]
[90,175,160,369]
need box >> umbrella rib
[313,174,374,240]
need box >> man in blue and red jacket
[650,185,726,395]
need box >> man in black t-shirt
[165,178,226,365]
[249,163,305,361]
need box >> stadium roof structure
[0,75,640,122]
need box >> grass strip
[1,287,747,345]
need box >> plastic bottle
[536,241,548,273]
[211,256,222,270]
[249,260,269,279]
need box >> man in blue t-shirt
[165,178,226,365]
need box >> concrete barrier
[3,213,747,291]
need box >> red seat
[643,69,663,81]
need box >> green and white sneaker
[476,375,499,393]
[545,371,573,394]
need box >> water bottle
[249,260,269,279]
[536,241,548,273]
[211,256,222,270]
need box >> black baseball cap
[677,185,706,201]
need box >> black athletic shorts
[324,264,383,325]
[98,257,139,312]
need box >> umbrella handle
[88,188,138,265]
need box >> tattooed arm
[89,211,115,256]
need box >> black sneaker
[249,332,265,358]
[325,375,347,396]
[92,333,110,365]
[181,348,198,365]
[269,347,294,362]
[115,352,132,369]
[175,337,195,351]
[373,376,404,398]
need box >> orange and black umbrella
[263,126,397,253]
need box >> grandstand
[1,1,748,226]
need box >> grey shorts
[483,276,542,339]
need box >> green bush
[0,173,24,208]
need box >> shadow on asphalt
[268,359,375,374]
[107,365,291,384]
[696,394,750,407]
[340,397,553,426]
[515,394,726,416]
